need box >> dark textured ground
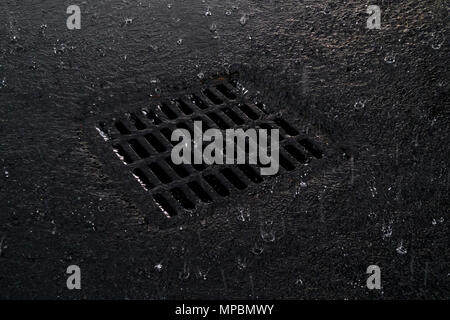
[0,0,449,299]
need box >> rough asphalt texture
[0,0,449,299]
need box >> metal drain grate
[96,77,328,220]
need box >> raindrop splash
[384,53,396,64]
[396,240,407,255]
[240,14,248,26]
[354,100,365,110]
[381,221,393,239]
[154,262,163,272]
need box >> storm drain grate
[96,77,327,218]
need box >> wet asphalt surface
[0,0,449,299]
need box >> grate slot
[165,157,191,178]
[221,107,245,125]
[159,103,178,120]
[174,98,194,115]
[279,152,295,171]
[238,103,260,120]
[114,120,131,135]
[203,174,230,197]
[254,102,269,114]
[153,193,178,217]
[193,116,213,130]
[220,168,247,190]
[207,112,231,130]
[202,88,223,105]
[216,83,237,100]
[274,118,299,136]
[237,164,263,183]
[284,144,307,163]
[145,132,167,152]
[160,127,176,145]
[187,180,213,203]
[259,123,285,141]
[176,122,194,135]
[192,162,206,172]
[191,94,209,110]
[149,162,173,184]
[142,108,163,125]
[170,187,195,209]
[259,123,272,132]
[128,113,147,130]
[298,138,323,159]
[129,138,150,159]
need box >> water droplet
[381,221,393,239]
[4,170,9,178]
[124,18,133,25]
[0,78,6,89]
[53,41,67,55]
[354,100,365,110]
[167,4,172,9]
[295,181,308,195]
[154,263,163,272]
[295,277,304,286]
[237,257,247,270]
[430,32,444,50]
[251,243,264,255]
[51,220,56,235]
[29,61,37,70]
[225,10,232,16]
[237,207,250,222]
[197,72,205,79]
[177,38,183,45]
[240,14,248,26]
[205,7,212,16]
[95,125,109,142]
[384,53,396,64]
[40,24,47,35]
[178,265,190,279]
[396,240,407,255]
[197,268,208,280]
[235,82,249,95]
[432,217,444,225]
[209,23,217,33]
[432,43,442,50]
[260,228,276,242]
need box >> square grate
[95,76,329,223]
